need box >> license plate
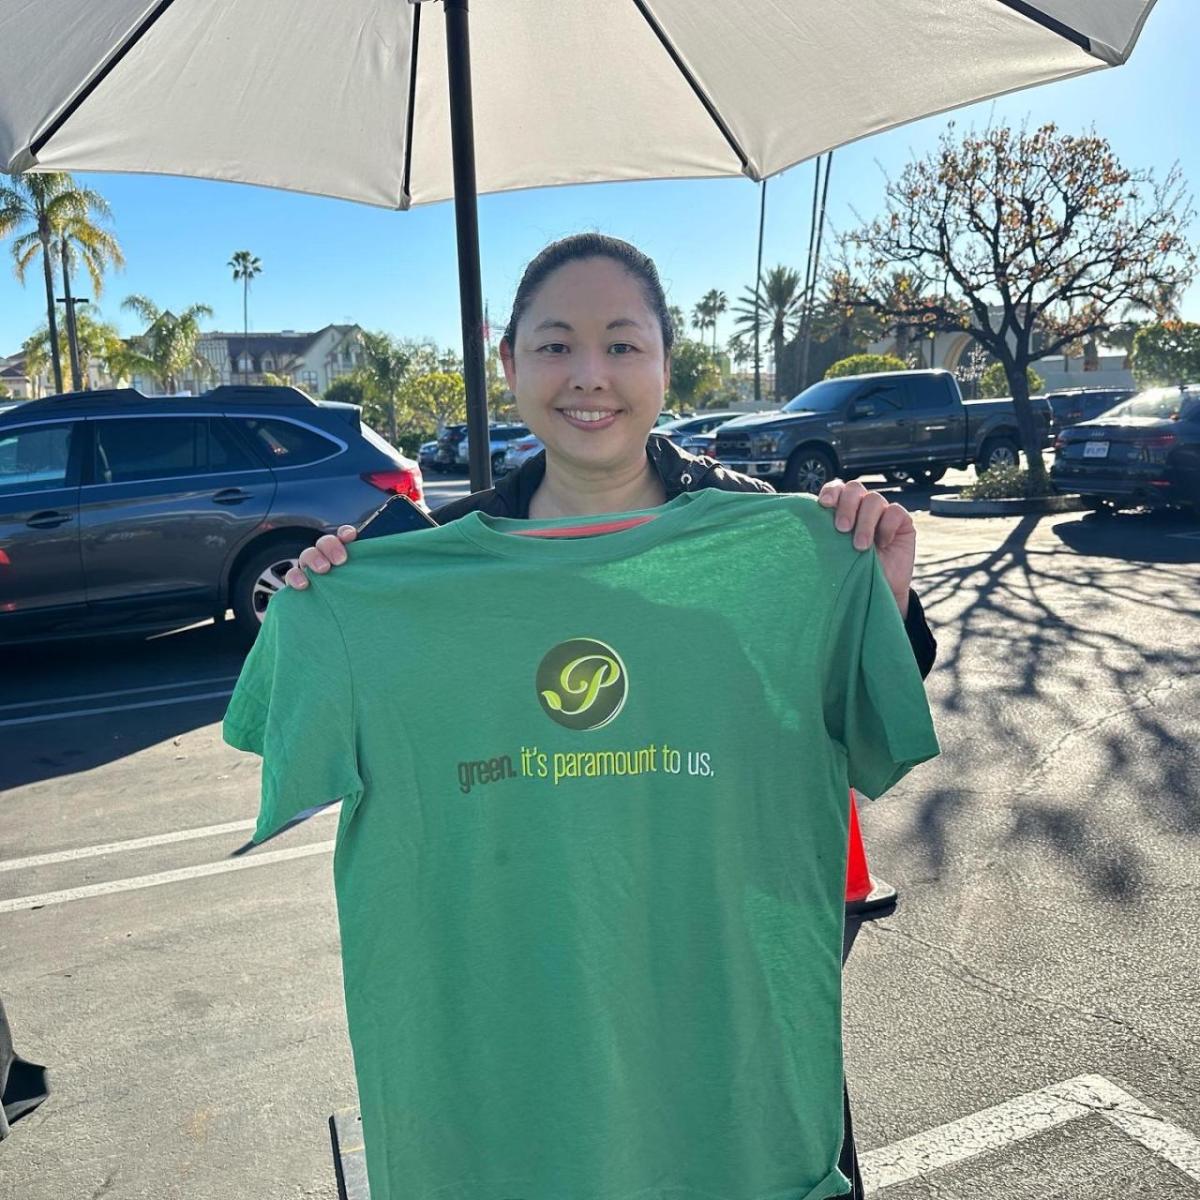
[1083,441,1110,459]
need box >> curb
[929,492,1091,517]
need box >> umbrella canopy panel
[0,0,1160,208]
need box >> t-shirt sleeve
[822,550,940,799]
[222,584,363,842]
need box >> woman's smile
[557,407,620,430]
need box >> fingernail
[854,535,869,550]
[836,517,851,532]
[313,561,329,573]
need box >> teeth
[562,410,614,423]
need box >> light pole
[56,295,90,391]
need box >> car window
[231,416,341,466]
[1106,387,1200,421]
[0,422,74,494]
[210,419,264,471]
[853,382,908,412]
[93,417,215,484]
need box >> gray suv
[0,385,424,644]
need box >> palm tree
[360,330,412,444]
[732,265,805,404]
[228,250,262,383]
[121,294,215,394]
[55,192,125,390]
[23,308,129,389]
[0,172,99,394]
[700,289,728,353]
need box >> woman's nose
[568,348,610,391]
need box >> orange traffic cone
[845,790,898,918]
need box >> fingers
[819,479,912,551]
[284,530,355,590]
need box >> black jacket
[432,435,937,678]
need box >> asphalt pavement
[2,470,1198,1199]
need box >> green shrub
[824,353,909,379]
[962,465,1044,499]
[978,362,1044,398]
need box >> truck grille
[715,435,752,458]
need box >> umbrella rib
[628,0,753,179]
[992,0,1116,62]
[400,1,421,209]
[30,0,180,159]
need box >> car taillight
[363,468,424,503]
[1053,434,1066,452]
[1139,434,1177,463]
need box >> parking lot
[2,472,1199,1199]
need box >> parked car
[654,411,741,455]
[504,432,544,473]
[434,423,469,470]
[0,384,423,645]
[1043,387,1137,432]
[712,369,1052,493]
[418,439,440,471]
[457,423,531,476]
[1050,384,1200,513]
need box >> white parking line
[861,1074,1200,1192]
[0,808,338,874]
[0,688,235,728]
[0,840,334,914]
[0,675,241,713]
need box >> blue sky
[2,0,1197,359]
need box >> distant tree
[0,381,10,398]
[228,250,262,384]
[23,308,128,388]
[668,339,721,408]
[838,122,1196,490]
[398,370,467,434]
[1130,321,1200,387]
[120,294,214,393]
[53,190,124,390]
[732,265,805,404]
[824,353,910,379]
[323,375,370,407]
[0,172,110,393]
[359,330,412,444]
[978,362,1044,398]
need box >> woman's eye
[610,343,637,355]
[538,343,568,354]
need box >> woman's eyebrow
[531,317,644,332]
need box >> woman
[286,233,935,676]
[280,233,935,1200]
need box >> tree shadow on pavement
[910,511,1199,900]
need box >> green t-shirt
[223,488,939,1200]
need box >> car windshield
[782,378,864,413]
[1105,386,1200,421]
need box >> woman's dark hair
[502,233,674,355]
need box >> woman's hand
[284,525,357,590]
[817,480,915,619]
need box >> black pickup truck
[712,369,1050,492]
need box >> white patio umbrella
[0,0,1160,489]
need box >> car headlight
[751,433,781,456]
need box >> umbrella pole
[444,0,492,494]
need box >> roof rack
[9,383,318,414]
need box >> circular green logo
[536,639,628,731]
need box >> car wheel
[883,466,948,490]
[782,447,836,495]
[976,437,1020,474]
[491,452,506,477]
[231,538,313,638]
